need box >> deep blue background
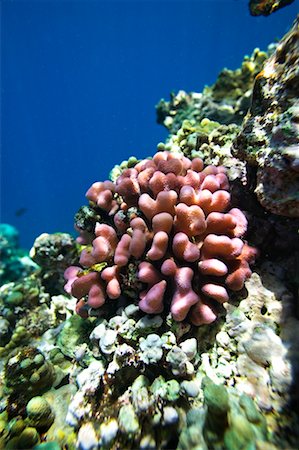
[1,0,298,248]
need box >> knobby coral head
[64,151,257,326]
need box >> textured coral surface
[65,151,256,325]
[249,0,295,16]
[156,48,268,133]
[233,17,299,217]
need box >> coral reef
[154,120,299,300]
[0,15,298,450]
[249,0,295,16]
[30,232,79,295]
[4,346,55,416]
[0,223,37,286]
[64,269,299,449]
[25,396,55,431]
[0,269,76,357]
[156,48,268,133]
[0,275,47,354]
[0,229,80,383]
[64,150,257,326]
[154,119,245,184]
[233,17,299,217]
[0,232,78,448]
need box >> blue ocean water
[1,0,298,249]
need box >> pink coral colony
[64,151,257,326]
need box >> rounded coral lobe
[65,151,257,325]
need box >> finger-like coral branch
[65,150,257,326]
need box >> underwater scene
[1,0,299,449]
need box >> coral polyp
[65,151,257,325]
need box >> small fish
[15,207,27,217]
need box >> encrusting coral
[156,47,268,133]
[233,17,299,217]
[65,151,257,326]
[249,0,295,16]
[29,232,79,295]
